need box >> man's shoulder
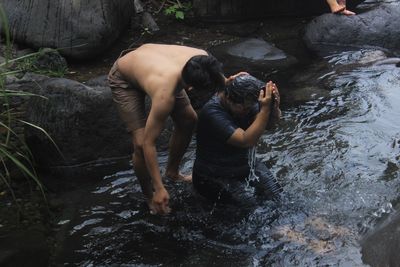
[199,96,232,124]
[201,96,223,113]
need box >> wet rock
[0,0,135,59]
[192,0,363,22]
[304,3,400,55]
[361,210,400,267]
[6,73,131,177]
[209,38,298,77]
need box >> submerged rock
[210,38,298,77]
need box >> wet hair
[224,74,264,104]
[181,55,225,92]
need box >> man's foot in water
[165,172,192,182]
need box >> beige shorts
[107,50,190,132]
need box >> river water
[56,49,400,266]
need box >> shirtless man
[108,43,237,215]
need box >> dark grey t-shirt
[194,95,258,178]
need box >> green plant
[2,48,68,78]
[164,0,192,20]
[0,4,62,206]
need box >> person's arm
[143,94,175,215]
[227,81,277,148]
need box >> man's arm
[143,94,175,215]
[227,82,278,148]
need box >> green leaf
[175,11,184,20]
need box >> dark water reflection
[57,50,400,266]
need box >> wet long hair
[224,74,264,104]
[182,55,225,92]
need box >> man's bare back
[117,44,208,98]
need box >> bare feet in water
[165,172,192,182]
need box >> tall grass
[0,4,62,205]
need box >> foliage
[163,0,192,20]
[0,4,61,206]
[1,48,68,78]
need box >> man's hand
[151,187,171,215]
[265,81,281,128]
[259,81,275,109]
[271,83,281,120]
[226,71,249,83]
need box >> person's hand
[269,83,282,126]
[151,187,171,215]
[226,71,249,83]
[259,81,274,109]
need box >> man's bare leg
[131,128,154,208]
[165,105,197,182]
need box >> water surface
[57,49,400,266]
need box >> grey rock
[361,210,400,267]
[193,0,364,22]
[6,73,131,173]
[210,38,298,77]
[304,3,400,55]
[0,0,135,59]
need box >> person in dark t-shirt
[193,74,283,207]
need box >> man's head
[182,55,225,109]
[182,55,225,92]
[225,74,264,103]
[223,74,264,116]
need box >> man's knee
[132,132,145,158]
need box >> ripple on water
[58,50,400,266]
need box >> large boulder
[6,73,131,177]
[304,2,400,55]
[0,0,134,59]
[193,0,363,22]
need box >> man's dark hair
[224,74,264,104]
[182,55,225,92]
